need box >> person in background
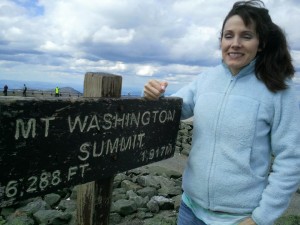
[22,84,27,97]
[144,1,300,225]
[55,86,60,97]
[3,84,8,96]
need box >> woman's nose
[231,38,241,48]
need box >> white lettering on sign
[78,133,145,161]
[12,109,176,140]
[67,110,176,133]
[0,170,62,202]
[68,115,89,133]
[0,163,93,206]
[14,117,56,140]
[40,117,55,137]
[67,115,101,133]
[26,170,61,193]
[140,144,174,162]
[87,115,100,132]
[67,163,90,181]
[15,118,36,140]
[106,110,176,129]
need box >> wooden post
[77,72,122,225]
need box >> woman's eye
[243,35,252,39]
[224,34,233,39]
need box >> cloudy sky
[0,0,300,93]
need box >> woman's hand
[238,217,257,225]
[144,80,168,100]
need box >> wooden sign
[0,97,182,207]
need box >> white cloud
[40,41,67,52]
[0,0,300,93]
[169,25,219,62]
[136,65,158,76]
[92,26,135,44]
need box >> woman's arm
[252,85,300,225]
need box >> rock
[33,209,72,224]
[151,196,174,210]
[136,175,160,189]
[126,190,138,199]
[44,193,61,207]
[146,198,159,213]
[117,219,144,225]
[114,173,128,188]
[69,186,78,200]
[128,167,150,176]
[57,199,76,212]
[121,180,143,192]
[275,215,300,225]
[0,216,5,225]
[181,143,191,156]
[112,188,127,202]
[1,208,15,218]
[151,176,182,197]
[144,210,177,225]
[172,195,182,211]
[18,197,42,208]
[178,129,188,136]
[17,199,50,215]
[67,211,77,225]
[113,199,137,216]
[147,166,182,179]
[127,190,148,208]
[136,208,153,220]
[109,212,122,224]
[159,186,182,197]
[5,214,35,225]
[133,196,149,209]
[154,176,178,197]
[175,146,182,153]
[136,186,158,199]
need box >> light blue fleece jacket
[173,60,300,225]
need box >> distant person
[22,84,27,97]
[3,84,8,96]
[144,1,300,225]
[55,86,60,97]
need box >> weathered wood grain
[78,72,122,225]
[0,97,182,207]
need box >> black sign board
[0,97,182,207]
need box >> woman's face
[221,15,260,75]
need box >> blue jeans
[177,201,207,225]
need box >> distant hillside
[0,80,143,97]
[0,80,82,94]
[46,87,82,94]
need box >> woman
[144,1,300,225]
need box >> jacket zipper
[207,75,236,209]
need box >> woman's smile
[228,52,244,59]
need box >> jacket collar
[222,59,256,78]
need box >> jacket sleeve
[252,85,300,225]
[172,75,200,120]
